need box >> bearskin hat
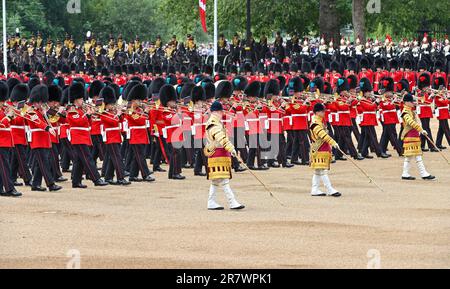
[347,60,358,72]
[214,73,227,83]
[100,86,117,105]
[192,86,206,103]
[48,85,62,102]
[215,80,233,99]
[434,60,444,72]
[397,79,410,93]
[264,79,280,98]
[7,78,21,96]
[346,75,357,90]
[257,63,266,74]
[165,74,177,86]
[359,77,373,93]
[60,88,69,106]
[244,81,261,98]
[180,82,196,100]
[374,58,385,70]
[0,81,8,102]
[290,63,299,73]
[277,76,286,91]
[389,59,399,70]
[418,59,428,71]
[403,59,412,70]
[159,84,177,107]
[28,77,41,91]
[127,83,147,101]
[336,77,349,94]
[323,82,332,95]
[282,63,290,73]
[433,76,446,90]
[417,73,431,89]
[29,84,49,104]
[150,78,166,98]
[89,80,105,99]
[314,63,325,76]
[243,62,253,73]
[330,61,340,73]
[300,75,310,89]
[360,58,370,70]
[10,83,29,102]
[232,76,248,91]
[203,65,213,76]
[380,77,394,92]
[310,77,324,93]
[204,82,216,100]
[288,77,304,94]
[69,82,86,103]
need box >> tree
[352,0,365,41]
[319,0,340,42]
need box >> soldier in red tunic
[67,82,108,188]
[9,83,32,186]
[125,83,155,183]
[99,86,131,186]
[416,73,438,152]
[432,77,450,149]
[378,77,403,156]
[88,80,106,170]
[26,85,62,192]
[191,86,208,176]
[0,81,22,197]
[159,84,185,180]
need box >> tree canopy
[1,0,449,42]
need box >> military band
[1,33,449,213]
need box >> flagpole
[2,0,7,75]
[213,0,218,72]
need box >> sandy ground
[1,123,449,269]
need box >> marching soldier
[310,103,341,197]
[67,82,108,188]
[100,86,131,186]
[400,94,435,181]
[416,73,438,152]
[9,84,32,186]
[204,101,245,210]
[191,86,208,176]
[26,85,62,192]
[0,81,22,197]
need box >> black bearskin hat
[69,82,86,103]
[127,83,147,101]
[244,81,261,97]
[215,81,233,99]
[159,84,177,107]
[100,86,117,105]
[264,79,280,98]
[29,84,49,104]
[10,83,29,102]
[48,85,62,102]
[192,86,206,103]
[232,76,248,91]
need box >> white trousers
[311,169,338,196]
[208,179,243,209]
[402,156,431,178]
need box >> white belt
[337,111,350,114]
[435,106,449,118]
[102,126,122,142]
[291,114,308,117]
[27,128,46,142]
[246,119,259,122]
[221,119,232,123]
[10,125,25,130]
[0,128,11,132]
[162,124,181,139]
[265,118,282,130]
[67,127,90,142]
[191,123,206,136]
[437,106,449,110]
[362,112,377,115]
[127,125,147,140]
[382,110,397,114]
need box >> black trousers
[420,118,434,149]
[91,135,105,163]
[267,133,287,166]
[351,118,361,141]
[337,126,359,158]
[31,148,55,187]
[193,138,206,174]
[152,136,168,170]
[247,134,263,168]
[436,119,450,147]
[168,142,182,179]
[10,144,32,183]
[72,144,101,185]
[104,143,126,180]
[291,130,310,164]
[285,130,294,158]
[60,138,73,171]
[181,131,194,166]
[232,127,248,162]
[50,143,63,180]
[360,126,382,157]
[0,148,14,193]
[380,124,402,155]
[129,144,151,178]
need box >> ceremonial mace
[337,148,385,192]
[235,155,285,207]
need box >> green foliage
[1,0,449,42]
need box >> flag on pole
[199,0,207,33]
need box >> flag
[199,0,207,33]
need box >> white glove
[333,143,340,150]
[421,130,428,136]
[231,149,238,158]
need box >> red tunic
[10,114,27,146]
[379,101,399,124]
[357,99,378,126]
[67,107,93,146]
[417,92,433,119]
[161,110,183,144]
[26,109,52,149]
[434,96,449,120]
[125,112,149,145]
[286,102,309,130]
[0,109,13,148]
[335,99,352,127]
[100,113,123,144]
